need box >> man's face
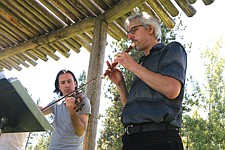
[127,19,155,53]
[127,21,149,52]
[58,73,77,96]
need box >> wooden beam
[0,18,95,60]
[83,15,108,150]
[19,53,37,66]
[104,0,146,23]
[202,0,215,5]
[146,0,175,28]
[159,0,179,17]
[175,0,196,17]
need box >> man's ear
[148,25,154,35]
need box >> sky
[3,0,225,141]
[179,0,225,81]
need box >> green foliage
[31,131,51,150]
[161,14,186,45]
[78,70,87,92]
[181,38,225,149]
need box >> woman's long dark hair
[53,70,78,96]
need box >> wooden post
[83,15,108,150]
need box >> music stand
[0,78,53,133]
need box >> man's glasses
[127,25,143,35]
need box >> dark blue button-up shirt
[122,42,187,127]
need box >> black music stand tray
[0,78,53,133]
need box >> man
[41,70,91,150]
[0,70,29,150]
[107,12,187,150]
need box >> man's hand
[65,92,85,112]
[106,61,124,85]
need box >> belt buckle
[124,125,133,135]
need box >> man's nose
[65,82,70,86]
[127,33,134,40]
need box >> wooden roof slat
[2,0,44,35]
[11,55,30,68]
[0,15,30,41]
[203,0,215,5]
[4,58,22,71]
[0,27,21,44]
[94,0,110,11]
[103,0,118,7]
[8,0,48,34]
[70,1,98,17]
[54,41,70,53]
[0,60,13,71]
[107,29,121,41]
[23,0,63,28]
[50,43,70,58]
[64,38,82,50]
[0,35,10,48]
[6,57,19,66]
[189,0,197,4]
[0,2,36,38]
[0,64,4,71]
[108,21,127,40]
[38,47,59,61]
[27,0,65,28]
[107,27,125,41]
[25,51,39,61]
[82,0,104,15]
[159,0,179,17]
[43,45,56,54]
[114,17,126,30]
[86,31,94,39]
[72,36,91,52]
[48,0,79,23]
[62,39,81,53]
[104,0,145,23]
[32,49,48,62]
[78,33,93,45]
[38,0,73,25]
[175,0,196,17]
[17,0,55,31]
[138,3,160,22]
[60,0,86,21]
[146,0,175,28]
[18,53,37,67]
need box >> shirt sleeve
[78,96,91,115]
[160,41,187,85]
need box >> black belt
[124,123,179,135]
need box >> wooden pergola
[0,0,215,149]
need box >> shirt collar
[149,43,165,55]
[139,43,165,63]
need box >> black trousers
[122,130,184,150]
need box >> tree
[181,38,225,149]
[97,14,185,149]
